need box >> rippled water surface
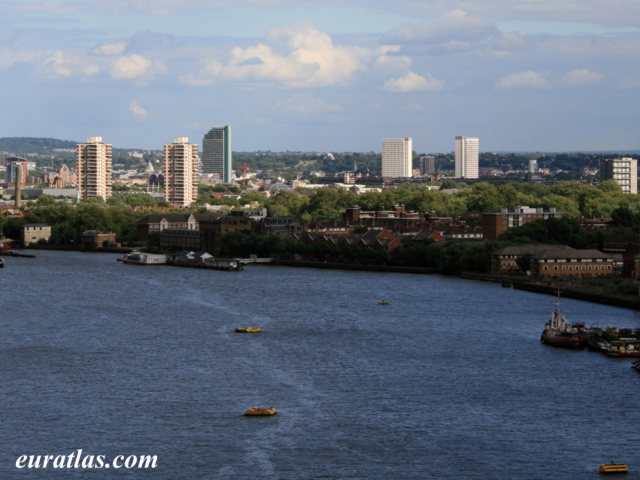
[1,251,639,479]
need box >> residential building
[420,155,435,175]
[455,136,479,179]
[382,138,412,178]
[21,224,51,246]
[600,157,638,194]
[199,215,252,255]
[159,230,201,250]
[137,213,219,240]
[482,206,565,240]
[76,136,112,200]
[164,137,199,207]
[493,244,616,279]
[202,125,232,183]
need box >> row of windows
[542,264,612,271]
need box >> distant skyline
[1,1,639,153]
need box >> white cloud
[497,70,551,89]
[91,42,127,56]
[0,47,39,71]
[382,9,499,55]
[383,71,444,92]
[111,54,165,80]
[375,45,412,69]
[181,24,370,88]
[42,50,99,79]
[562,69,604,87]
[129,100,148,117]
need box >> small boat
[606,340,640,357]
[599,463,628,474]
[119,252,167,265]
[244,407,277,416]
[378,301,389,305]
[235,327,261,333]
[0,257,4,268]
[632,360,640,373]
[541,291,585,348]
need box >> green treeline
[4,180,640,273]
[255,180,639,221]
[218,214,627,273]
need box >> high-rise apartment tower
[202,125,232,183]
[76,136,112,200]
[382,138,412,178]
[600,157,638,194]
[164,137,200,207]
[420,155,436,176]
[455,136,479,179]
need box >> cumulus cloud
[43,50,99,79]
[497,70,551,89]
[129,100,148,117]
[375,45,412,69]
[91,42,126,56]
[383,71,444,92]
[382,9,499,55]
[180,24,370,88]
[111,54,165,80]
[562,69,604,87]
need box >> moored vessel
[541,293,585,348]
[119,252,167,265]
[605,340,640,357]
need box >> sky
[1,0,639,153]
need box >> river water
[1,250,639,479]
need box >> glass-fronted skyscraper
[202,125,232,183]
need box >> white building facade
[600,157,638,194]
[76,136,112,200]
[164,137,200,207]
[455,136,479,179]
[382,138,412,178]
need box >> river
[1,250,639,479]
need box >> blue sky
[1,0,639,153]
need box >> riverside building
[382,138,412,178]
[202,126,232,183]
[164,137,199,207]
[455,136,479,179]
[76,136,112,201]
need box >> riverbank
[271,258,440,274]
[268,258,640,311]
[460,272,640,311]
